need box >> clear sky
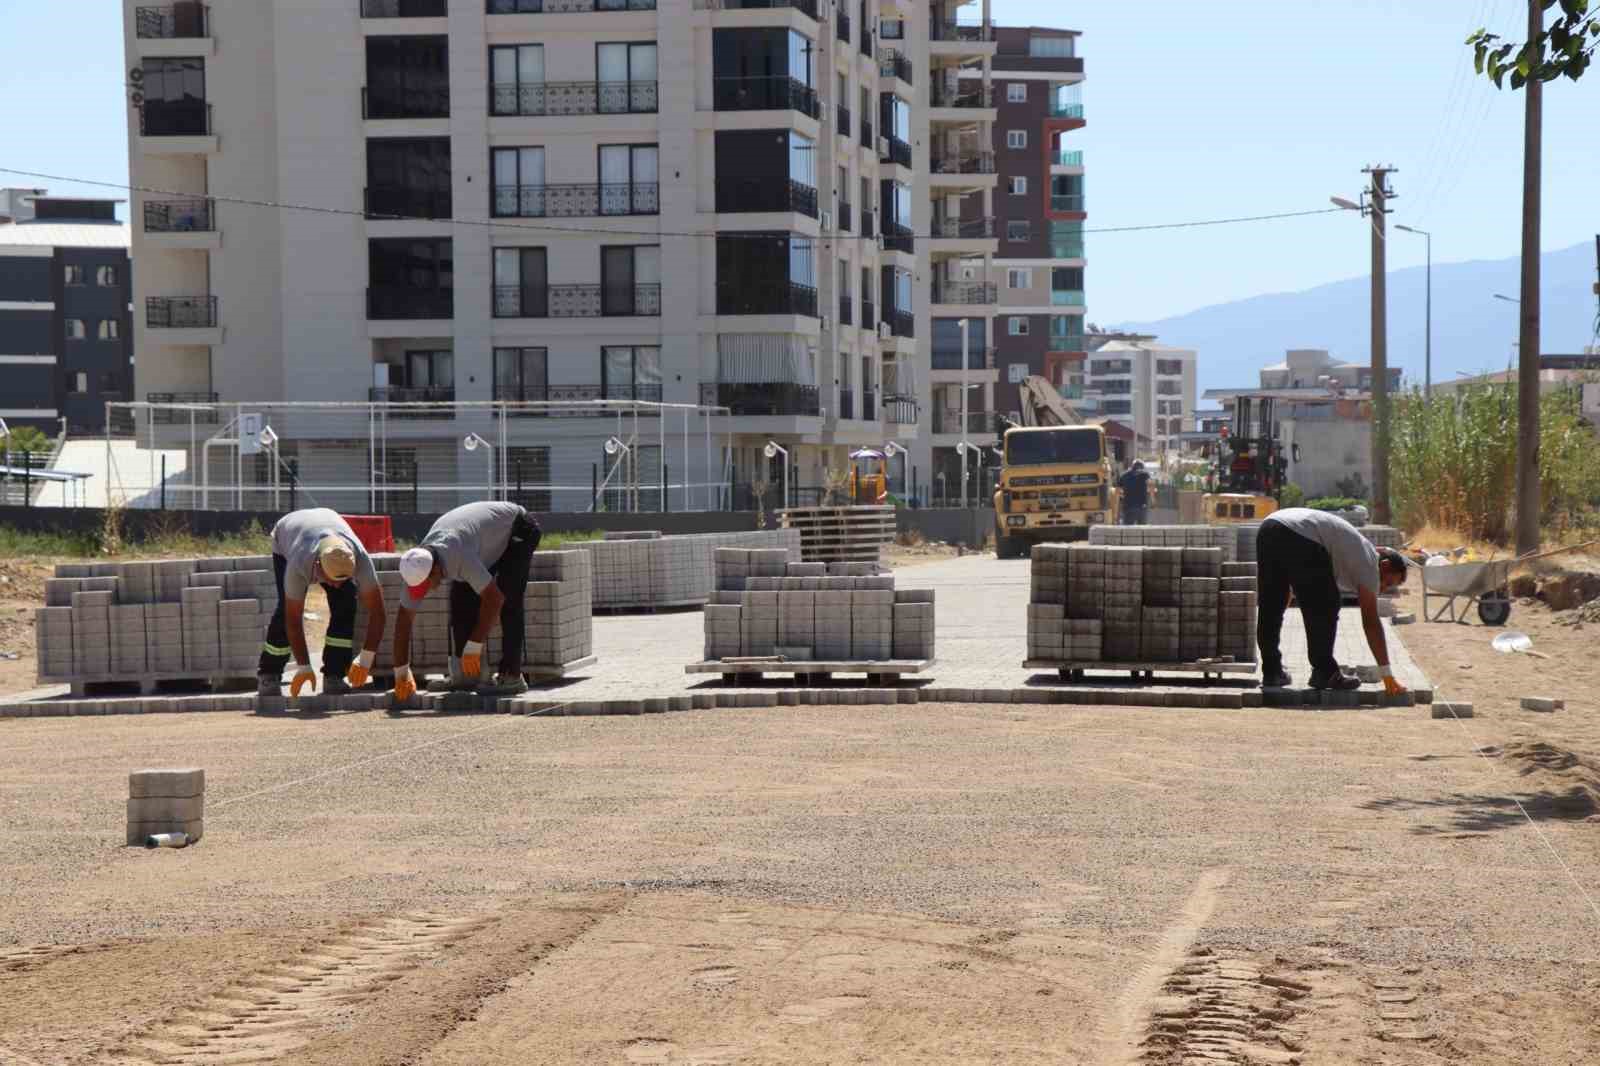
[1,1,1595,324]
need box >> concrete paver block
[1431,701,1474,719]
[128,795,204,822]
[129,768,205,798]
[1521,696,1563,712]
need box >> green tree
[1468,0,1598,88]
[2,425,52,454]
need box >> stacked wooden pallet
[778,505,896,564]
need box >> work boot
[322,674,351,696]
[1262,669,1292,689]
[483,672,527,696]
[1308,667,1360,691]
[256,673,282,698]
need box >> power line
[0,166,1345,242]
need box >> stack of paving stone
[1027,544,1259,666]
[703,550,934,663]
[575,529,801,610]
[38,557,276,694]
[1091,525,1237,562]
[126,768,204,846]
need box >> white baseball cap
[400,547,435,601]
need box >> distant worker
[258,508,386,698]
[391,501,542,701]
[1117,461,1150,526]
[1256,507,1409,693]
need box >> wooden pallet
[779,506,896,564]
[1023,658,1257,683]
[686,658,931,685]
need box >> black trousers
[1256,522,1342,679]
[258,553,358,676]
[1122,503,1147,526]
[448,514,541,675]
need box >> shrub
[1307,497,1364,512]
[1277,483,1305,509]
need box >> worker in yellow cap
[259,508,386,699]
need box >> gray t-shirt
[417,502,528,597]
[270,508,379,600]
[1264,507,1380,594]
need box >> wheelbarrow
[1419,539,1600,625]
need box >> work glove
[346,649,376,689]
[393,664,417,703]
[289,663,317,697]
[1380,666,1407,697]
[461,640,484,679]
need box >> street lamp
[955,440,986,508]
[1395,224,1432,397]
[462,432,493,500]
[957,317,971,509]
[763,440,790,512]
[1329,196,1363,212]
[884,440,908,499]
[1493,293,1520,304]
[603,435,633,511]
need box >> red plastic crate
[341,514,395,553]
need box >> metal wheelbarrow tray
[1421,559,1516,625]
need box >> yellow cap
[316,536,356,582]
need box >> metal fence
[103,398,742,514]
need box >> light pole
[1331,176,1396,526]
[763,440,789,512]
[958,317,970,509]
[884,440,907,497]
[955,441,985,508]
[603,435,632,511]
[1395,224,1431,397]
[462,432,493,501]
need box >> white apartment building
[1083,334,1196,457]
[122,0,999,510]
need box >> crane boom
[1016,375,1085,428]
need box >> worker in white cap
[258,508,386,698]
[390,501,541,701]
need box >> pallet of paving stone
[62,671,262,698]
[685,659,932,685]
[1023,659,1258,681]
[778,506,896,564]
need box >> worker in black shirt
[1117,461,1150,526]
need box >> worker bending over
[1256,507,1408,693]
[392,501,542,701]
[1117,460,1150,526]
[258,508,386,698]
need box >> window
[66,372,87,394]
[596,42,659,112]
[599,143,660,214]
[1028,35,1075,58]
[64,265,84,285]
[1157,380,1183,396]
[1007,268,1032,290]
[369,238,453,317]
[601,245,662,315]
[493,247,548,317]
[1008,316,1030,336]
[1157,358,1185,376]
[839,258,851,298]
[1006,220,1030,241]
[366,37,447,118]
[406,350,453,389]
[1006,129,1027,150]
[141,56,207,133]
[1009,175,1028,196]
[491,147,545,216]
[98,319,120,340]
[65,319,86,340]
[494,347,548,401]
[602,345,662,400]
[490,44,543,115]
[1102,400,1132,415]
[368,137,452,219]
[1007,82,1027,103]
[96,265,119,287]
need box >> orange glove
[290,664,317,697]
[346,650,375,689]
[1381,667,1406,697]
[393,665,417,702]
[461,640,484,679]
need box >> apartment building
[122,0,1001,510]
[1083,332,1195,457]
[0,190,133,434]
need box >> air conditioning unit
[878,136,891,159]
[879,321,892,340]
[820,208,833,231]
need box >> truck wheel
[995,527,1024,559]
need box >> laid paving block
[1430,701,1474,719]
[129,768,205,798]
[1521,696,1563,712]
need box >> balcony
[861,388,877,422]
[369,386,456,418]
[931,280,997,305]
[838,293,853,325]
[488,0,656,10]
[933,409,992,435]
[700,382,820,416]
[932,347,994,371]
[363,0,446,15]
[1051,238,1085,259]
[135,3,209,37]
[717,280,819,317]
[365,186,452,220]
[712,76,820,119]
[931,150,995,175]
[930,20,993,42]
[492,182,659,218]
[886,308,913,338]
[494,383,663,408]
[491,80,658,116]
[368,287,453,320]
[837,199,852,232]
[861,299,875,329]
[714,179,819,218]
[1051,193,1086,212]
[693,0,817,17]
[882,135,912,168]
[146,296,217,329]
[860,18,873,56]
[933,217,995,239]
[836,105,850,135]
[143,197,214,232]
[1050,101,1085,120]
[931,83,993,109]
[884,395,917,424]
[838,388,855,420]
[860,209,875,238]
[992,50,1085,76]
[139,100,212,136]
[493,283,662,317]
[363,85,449,119]
[1054,149,1084,167]
[879,49,913,85]
[881,221,913,255]
[147,392,222,424]
[1052,289,1086,307]
[836,10,850,42]
[860,116,873,149]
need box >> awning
[716,334,816,386]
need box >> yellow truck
[993,423,1117,558]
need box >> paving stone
[1521,696,1563,712]
[1430,701,1474,719]
[129,769,204,798]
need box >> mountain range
[1116,241,1599,398]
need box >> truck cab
[993,425,1116,558]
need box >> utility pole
[1514,0,1543,555]
[1363,165,1396,526]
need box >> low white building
[1082,333,1195,457]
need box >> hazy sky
[1,1,1595,323]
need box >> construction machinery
[848,447,890,504]
[1203,394,1287,525]
[992,376,1116,557]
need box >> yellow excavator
[848,447,890,504]
[992,376,1117,557]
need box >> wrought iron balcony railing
[139,101,212,137]
[493,283,662,317]
[491,182,659,217]
[700,382,820,416]
[488,0,655,11]
[146,295,217,328]
[712,76,820,119]
[713,178,818,218]
[932,281,997,305]
[135,3,209,38]
[933,216,995,240]
[716,280,819,317]
[143,197,215,233]
[491,80,658,115]
[363,0,446,15]
[880,49,913,84]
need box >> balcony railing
[146,296,217,328]
[712,76,820,119]
[1050,102,1085,120]
[367,286,453,319]
[135,3,209,38]
[701,382,820,416]
[1051,289,1086,306]
[838,293,853,325]
[838,388,855,420]
[1055,149,1084,167]
[1051,193,1086,212]
[491,80,658,115]
[879,49,913,84]
[491,182,659,217]
[147,392,221,424]
[363,85,450,119]
[931,83,993,109]
[363,0,446,15]
[493,383,664,408]
[693,0,817,17]
[143,197,214,233]
[931,150,995,174]
[365,186,452,220]
[368,386,456,417]
[860,117,873,148]
[488,0,656,11]
[837,199,852,231]
[932,216,995,239]
[493,283,662,317]
[882,135,912,167]
[881,221,913,254]
[884,395,918,424]
[860,209,875,237]
[861,299,875,328]
[932,347,994,371]
[932,281,997,305]
[837,104,851,135]
[139,101,212,137]
[886,308,914,338]
[716,280,819,317]
[714,179,819,218]
[861,388,877,422]
[1051,239,1086,259]
[836,10,850,42]
[929,20,993,42]
[933,409,992,434]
